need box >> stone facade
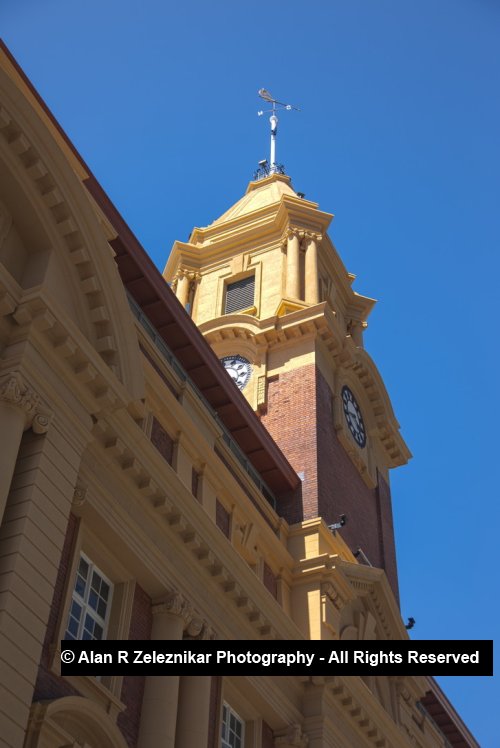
[0,41,478,748]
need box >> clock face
[220,355,252,390]
[341,386,366,448]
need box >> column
[304,234,320,304]
[175,622,216,748]
[0,372,50,528]
[175,270,190,308]
[286,229,301,299]
[175,675,212,748]
[138,592,192,748]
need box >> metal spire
[256,88,299,179]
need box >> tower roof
[211,173,298,226]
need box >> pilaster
[0,413,87,748]
[0,371,51,527]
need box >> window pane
[78,557,89,579]
[221,705,243,748]
[75,573,86,597]
[67,556,112,641]
[88,590,98,611]
[67,616,79,637]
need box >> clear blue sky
[2,0,498,744]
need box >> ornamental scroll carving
[153,590,215,638]
[281,227,323,249]
[153,591,217,639]
[171,268,201,289]
[0,371,52,434]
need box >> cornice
[320,676,416,748]
[87,413,302,641]
[199,304,409,467]
[0,98,121,375]
[8,291,140,420]
[165,199,332,282]
[339,562,408,641]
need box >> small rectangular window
[221,703,244,748]
[225,275,255,314]
[64,553,113,641]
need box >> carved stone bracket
[0,371,52,433]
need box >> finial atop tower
[255,88,299,180]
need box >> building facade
[0,42,477,748]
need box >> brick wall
[215,499,230,538]
[150,416,174,464]
[261,366,318,523]
[261,363,399,597]
[117,583,152,748]
[263,562,278,600]
[376,471,399,603]
[33,512,81,702]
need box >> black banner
[60,639,493,677]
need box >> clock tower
[164,171,410,599]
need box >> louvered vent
[224,275,255,314]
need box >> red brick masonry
[262,364,399,598]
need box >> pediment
[0,62,144,401]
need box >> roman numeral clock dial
[341,386,366,448]
[220,355,252,390]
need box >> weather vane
[256,88,300,178]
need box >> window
[221,703,244,748]
[225,275,255,314]
[64,553,113,641]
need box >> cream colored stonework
[0,45,478,748]
[165,173,411,479]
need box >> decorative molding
[321,581,347,612]
[153,593,217,639]
[0,371,52,433]
[153,590,193,624]
[0,102,121,375]
[32,410,52,434]
[72,483,88,508]
[185,616,204,638]
[274,723,309,747]
[174,267,201,284]
[199,622,217,640]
